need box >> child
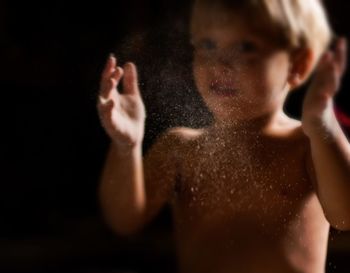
[97,0,350,272]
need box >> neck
[210,109,287,136]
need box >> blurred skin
[191,6,291,125]
[97,3,350,273]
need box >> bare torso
[167,122,329,273]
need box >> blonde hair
[193,0,333,69]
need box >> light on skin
[97,2,350,236]
[190,5,312,134]
[190,4,350,229]
[301,38,350,230]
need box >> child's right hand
[97,55,146,149]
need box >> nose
[213,53,237,73]
[218,55,231,67]
[215,49,238,70]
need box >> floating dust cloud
[116,25,307,248]
[116,23,213,136]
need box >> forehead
[191,4,243,33]
[192,5,258,38]
[190,2,285,47]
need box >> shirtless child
[97,0,350,272]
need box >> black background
[2,0,350,272]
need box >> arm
[99,130,179,236]
[97,55,177,235]
[99,143,145,235]
[303,38,350,230]
[306,109,350,231]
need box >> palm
[98,56,146,147]
[302,38,347,136]
[110,93,145,145]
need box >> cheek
[237,61,270,96]
[265,55,290,91]
[244,57,289,100]
[193,59,209,92]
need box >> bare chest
[172,137,313,232]
[168,130,327,273]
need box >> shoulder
[277,117,317,181]
[269,117,318,190]
[266,115,311,157]
[154,126,205,147]
[271,115,308,143]
[164,126,206,141]
[145,126,205,158]
[143,127,205,181]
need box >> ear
[287,48,314,90]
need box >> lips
[210,82,238,97]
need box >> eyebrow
[190,36,262,48]
[190,37,214,44]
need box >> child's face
[191,5,292,122]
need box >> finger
[111,66,124,83]
[102,54,117,80]
[99,67,124,101]
[100,55,117,91]
[333,37,348,75]
[98,95,111,106]
[97,99,115,121]
[123,62,140,96]
[97,101,114,133]
[314,51,335,80]
[99,77,118,101]
[310,53,332,87]
[310,53,339,97]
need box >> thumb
[123,62,140,96]
[310,52,337,95]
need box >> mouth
[209,82,238,97]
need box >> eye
[236,41,257,53]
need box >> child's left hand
[302,37,347,137]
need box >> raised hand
[302,38,347,137]
[97,55,146,148]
